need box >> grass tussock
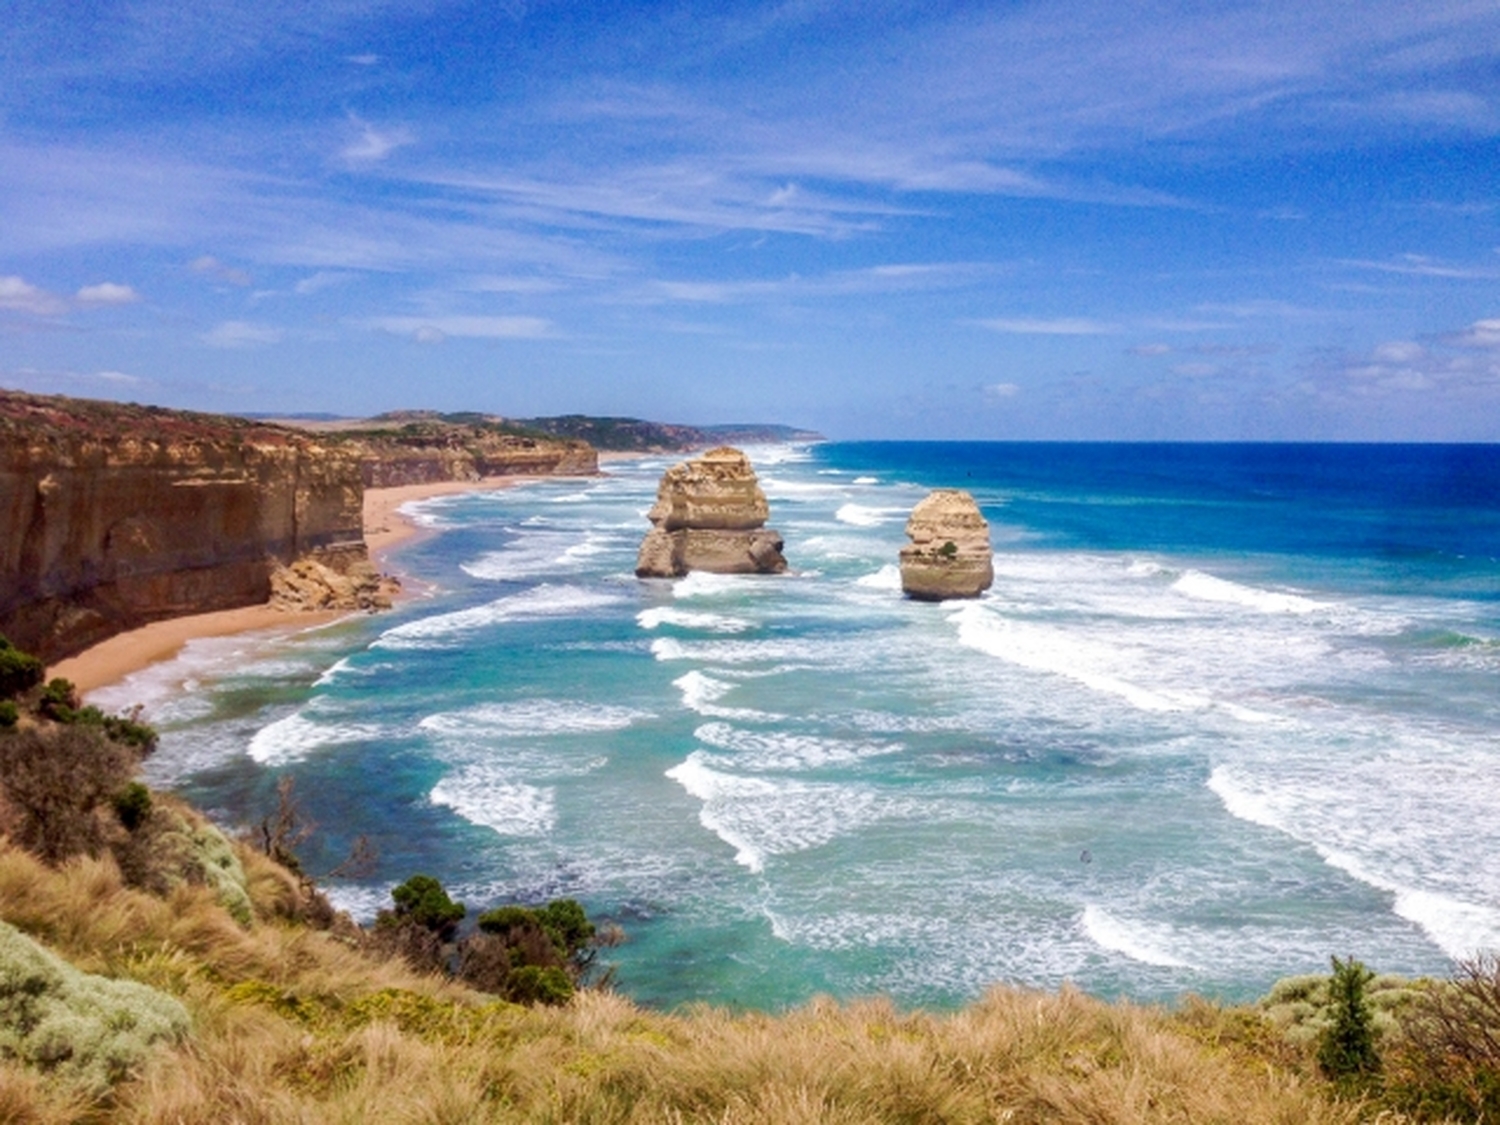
[0,828,1378,1123]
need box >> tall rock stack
[899,489,994,600]
[635,447,787,578]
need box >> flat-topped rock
[636,447,787,577]
[899,489,993,601]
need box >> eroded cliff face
[0,391,368,662]
[332,423,598,488]
[635,447,787,577]
[899,489,994,601]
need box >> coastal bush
[389,874,466,938]
[1384,953,1500,1120]
[0,636,44,699]
[0,919,189,1096]
[112,782,152,831]
[37,678,79,722]
[1317,955,1381,1085]
[0,725,135,864]
[0,700,17,728]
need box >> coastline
[57,475,529,696]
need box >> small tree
[1318,955,1381,1085]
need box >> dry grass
[0,831,1382,1124]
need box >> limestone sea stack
[899,489,994,600]
[635,447,787,578]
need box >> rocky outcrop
[899,489,994,601]
[0,390,371,662]
[269,547,400,613]
[635,447,787,578]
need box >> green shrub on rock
[0,637,44,700]
[0,700,17,729]
[0,921,189,1096]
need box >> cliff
[636,447,787,577]
[899,489,994,600]
[287,413,598,486]
[0,390,369,662]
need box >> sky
[2,1,1499,440]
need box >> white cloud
[1339,254,1500,280]
[1171,362,1221,377]
[1128,343,1173,356]
[76,281,141,305]
[367,315,553,340]
[95,369,143,384]
[1445,318,1500,348]
[985,382,1021,398]
[342,116,414,163]
[0,275,67,316]
[347,53,380,66]
[202,320,283,347]
[974,316,1118,335]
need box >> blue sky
[3,1,1499,439]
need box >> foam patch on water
[672,571,764,599]
[1172,570,1326,614]
[374,585,624,649]
[637,607,754,633]
[952,603,1201,714]
[462,529,623,582]
[665,751,886,873]
[431,765,556,837]
[419,699,652,738]
[247,704,382,765]
[693,722,900,771]
[852,476,879,485]
[835,503,893,527]
[672,671,782,720]
[1081,905,1198,969]
[855,564,903,590]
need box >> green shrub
[0,921,189,1096]
[112,783,153,831]
[38,678,79,723]
[0,700,17,729]
[388,874,465,938]
[0,637,44,700]
[506,964,574,1006]
[1318,955,1380,1085]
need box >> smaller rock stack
[899,489,994,600]
[635,447,787,578]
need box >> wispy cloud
[190,256,253,286]
[1337,254,1500,280]
[75,282,141,305]
[973,316,1120,335]
[341,115,414,163]
[202,320,283,348]
[364,315,554,341]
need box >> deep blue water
[94,443,1500,1011]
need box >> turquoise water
[94,443,1500,1010]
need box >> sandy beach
[55,476,528,695]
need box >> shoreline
[57,474,535,696]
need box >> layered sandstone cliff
[899,489,994,601]
[298,414,598,487]
[0,391,372,662]
[635,447,787,577]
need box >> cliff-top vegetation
[1,634,1497,1122]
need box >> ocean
[92,442,1500,1011]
